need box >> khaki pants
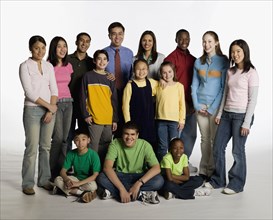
[54,176,97,196]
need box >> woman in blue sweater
[191,31,229,181]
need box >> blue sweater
[191,54,229,115]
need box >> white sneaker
[194,187,212,196]
[164,191,175,200]
[188,162,198,173]
[204,182,214,189]
[222,188,237,195]
[139,191,160,204]
[102,189,112,200]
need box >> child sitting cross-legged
[53,128,101,203]
[160,138,211,200]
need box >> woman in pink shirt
[47,36,74,182]
[19,35,58,195]
[204,39,259,195]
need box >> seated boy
[97,121,164,204]
[53,128,101,203]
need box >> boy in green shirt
[97,121,164,204]
[53,128,100,203]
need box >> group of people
[19,21,259,204]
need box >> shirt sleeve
[122,82,132,122]
[242,86,259,129]
[178,83,186,124]
[19,61,40,102]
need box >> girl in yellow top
[122,59,158,147]
[155,61,186,162]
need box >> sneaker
[204,182,214,189]
[80,191,97,203]
[102,189,113,200]
[139,191,160,204]
[164,191,175,200]
[194,187,212,196]
[222,188,237,195]
[52,186,64,195]
[22,188,35,195]
[188,162,198,173]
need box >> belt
[58,98,73,103]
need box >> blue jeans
[179,113,197,159]
[209,111,253,192]
[156,120,179,162]
[22,106,55,189]
[162,175,203,199]
[50,102,73,179]
[97,172,164,202]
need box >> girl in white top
[19,35,58,195]
[205,39,259,195]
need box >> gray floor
[1,146,272,220]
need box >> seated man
[97,121,164,204]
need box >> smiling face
[141,34,153,52]
[161,65,175,83]
[109,27,124,48]
[231,44,245,69]
[76,34,91,53]
[134,60,148,81]
[170,140,184,162]
[56,40,67,61]
[122,128,139,148]
[176,31,190,51]
[202,33,218,56]
[30,41,46,62]
[94,53,109,71]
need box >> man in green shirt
[97,121,164,204]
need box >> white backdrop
[1,1,272,153]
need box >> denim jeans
[209,111,253,193]
[50,102,73,179]
[156,120,179,162]
[179,113,197,159]
[22,106,55,189]
[162,175,203,199]
[97,172,164,202]
[196,112,218,177]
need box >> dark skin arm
[165,166,190,184]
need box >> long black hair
[47,36,69,67]
[229,39,255,74]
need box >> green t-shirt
[160,152,188,176]
[63,148,101,181]
[106,138,159,173]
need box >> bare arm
[165,166,190,184]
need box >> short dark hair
[175,29,189,39]
[169,137,183,151]
[122,121,139,134]
[108,22,125,34]
[74,128,90,139]
[93,49,109,61]
[76,32,91,42]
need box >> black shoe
[199,174,208,181]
